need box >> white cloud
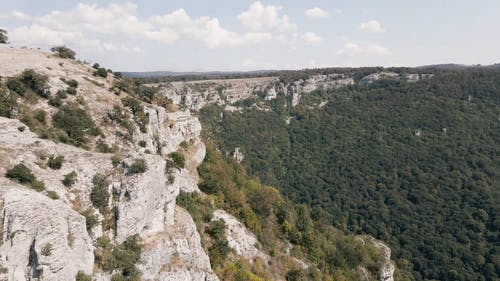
[305,7,329,19]
[238,1,297,32]
[9,25,87,46]
[337,41,390,55]
[9,24,142,53]
[152,9,272,48]
[359,20,386,34]
[7,2,324,52]
[7,2,275,50]
[301,32,323,45]
[36,3,151,37]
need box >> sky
[1,1,499,72]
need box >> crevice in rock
[27,239,41,279]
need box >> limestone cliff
[0,47,217,281]
[152,71,432,111]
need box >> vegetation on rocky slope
[179,142,402,281]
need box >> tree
[90,173,110,213]
[0,28,8,44]
[95,68,108,78]
[51,46,76,59]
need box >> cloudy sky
[1,0,499,71]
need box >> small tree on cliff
[0,29,8,44]
[51,46,76,59]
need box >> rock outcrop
[154,70,433,110]
[212,210,268,262]
[139,206,218,281]
[372,239,395,281]
[154,74,355,110]
[357,236,395,281]
[0,47,217,281]
[0,185,94,281]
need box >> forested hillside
[200,69,500,281]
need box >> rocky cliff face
[153,71,432,111]
[0,185,94,281]
[154,74,356,110]
[0,47,218,281]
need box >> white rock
[139,206,219,281]
[212,209,268,262]
[232,147,245,163]
[0,186,94,281]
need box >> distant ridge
[122,70,276,78]
[124,63,500,79]
[416,63,470,70]
[417,63,500,70]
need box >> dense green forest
[200,69,500,281]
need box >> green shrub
[136,86,157,103]
[31,180,45,192]
[121,97,142,114]
[6,78,27,96]
[33,109,47,124]
[93,63,100,69]
[168,151,185,170]
[52,105,100,146]
[47,190,60,200]
[207,219,230,268]
[66,86,77,95]
[62,171,77,187]
[81,208,98,231]
[129,159,147,174]
[47,155,64,169]
[113,79,135,94]
[90,173,109,213]
[96,139,113,153]
[75,271,92,281]
[0,88,18,118]
[96,235,142,280]
[179,141,189,149]
[18,126,26,132]
[5,163,36,184]
[51,46,76,59]
[19,69,49,97]
[61,78,79,88]
[48,96,62,107]
[206,219,226,238]
[138,140,146,147]
[0,28,7,44]
[95,68,108,78]
[111,154,122,167]
[5,163,45,192]
[56,89,68,99]
[121,97,148,133]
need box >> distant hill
[122,70,276,78]
[416,63,470,70]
